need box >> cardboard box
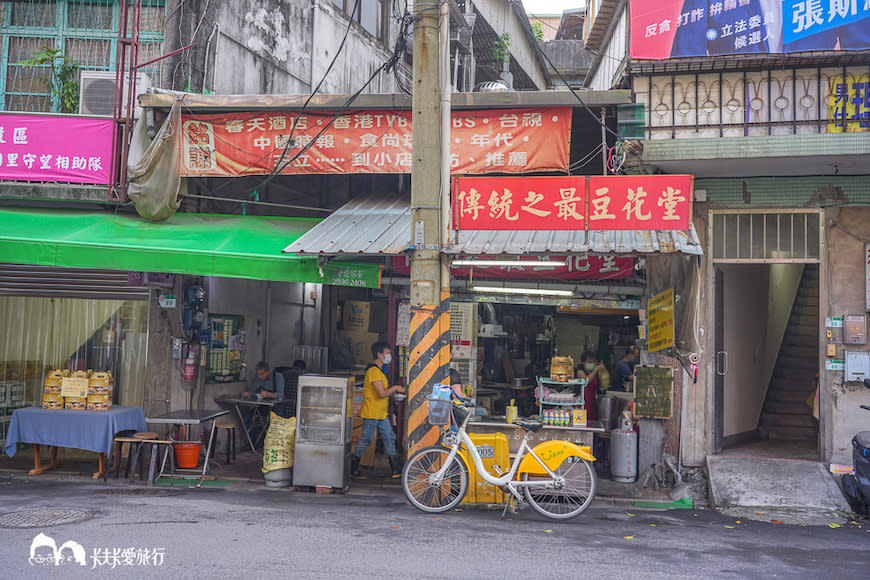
[87,384,113,396]
[42,393,64,410]
[65,397,87,411]
[9,383,25,404]
[86,394,113,411]
[550,356,575,382]
[340,330,381,366]
[43,384,63,395]
[44,369,66,388]
[342,301,371,332]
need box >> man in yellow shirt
[352,341,405,479]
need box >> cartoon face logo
[28,533,86,566]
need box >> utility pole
[406,1,452,455]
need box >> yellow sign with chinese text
[648,288,674,353]
[60,377,89,398]
[828,74,870,133]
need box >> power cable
[537,46,624,142]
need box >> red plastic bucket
[174,442,202,469]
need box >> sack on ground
[262,413,296,474]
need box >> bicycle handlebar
[861,404,870,411]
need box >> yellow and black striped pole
[406,290,451,454]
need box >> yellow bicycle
[402,398,597,521]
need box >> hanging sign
[829,75,870,133]
[180,107,570,177]
[320,262,382,289]
[648,287,675,353]
[0,113,113,184]
[453,175,693,231]
[392,254,634,280]
[587,174,693,230]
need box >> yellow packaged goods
[44,369,66,387]
[550,356,575,382]
[459,433,509,504]
[86,394,112,411]
[65,397,87,411]
[43,383,63,395]
[42,393,64,410]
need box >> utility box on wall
[845,350,870,382]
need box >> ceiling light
[452,259,569,267]
[470,285,573,297]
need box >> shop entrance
[711,211,822,460]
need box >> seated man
[240,361,285,443]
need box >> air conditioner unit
[78,70,152,117]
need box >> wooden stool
[213,421,236,464]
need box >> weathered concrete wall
[823,207,870,464]
[312,3,406,95]
[161,0,408,95]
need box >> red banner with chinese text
[453,175,693,231]
[179,108,570,177]
[587,174,693,230]
[391,255,633,280]
[453,176,586,230]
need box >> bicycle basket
[427,397,451,425]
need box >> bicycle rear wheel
[521,456,597,520]
[402,446,468,513]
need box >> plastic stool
[126,432,158,482]
[213,421,236,464]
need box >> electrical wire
[537,46,624,142]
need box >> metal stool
[212,421,236,464]
[126,432,158,482]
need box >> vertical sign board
[647,288,675,353]
[865,244,870,311]
[633,366,673,419]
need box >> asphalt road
[1,473,867,579]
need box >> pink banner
[0,113,113,184]
[392,255,634,281]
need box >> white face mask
[383,353,392,364]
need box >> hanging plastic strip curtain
[0,296,148,409]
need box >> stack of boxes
[338,301,385,366]
[549,356,575,382]
[41,369,113,410]
[87,371,113,410]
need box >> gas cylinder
[610,416,638,483]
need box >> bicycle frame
[431,409,569,504]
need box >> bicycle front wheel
[402,446,469,513]
[521,456,597,520]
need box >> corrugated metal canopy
[283,194,412,255]
[284,194,703,256]
[444,226,703,255]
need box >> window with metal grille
[711,211,821,261]
[0,0,164,113]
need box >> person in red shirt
[575,351,602,422]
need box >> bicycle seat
[512,420,543,432]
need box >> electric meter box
[845,350,870,381]
[844,314,867,345]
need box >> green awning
[0,208,382,288]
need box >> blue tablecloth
[3,406,147,457]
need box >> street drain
[95,488,181,497]
[0,509,93,529]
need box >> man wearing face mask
[611,346,640,392]
[351,341,405,479]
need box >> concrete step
[763,400,813,415]
[789,314,819,327]
[797,287,819,298]
[776,345,819,359]
[759,425,817,440]
[759,413,817,429]
[767,388,815,403]
[773,367,819,380]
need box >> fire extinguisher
[183,344,197,382]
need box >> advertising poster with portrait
[630,0,870,59]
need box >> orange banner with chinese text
[453,175,693,231]
[179,108,570,177]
